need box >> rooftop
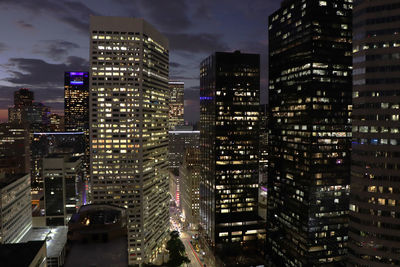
[21,227,68,258]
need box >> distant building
[200,51,265,248]
[31,132,85,191]
[0,123,30,175]
[169,126,200,171]
[168,81,184,129]
[14,88,34,107]
[49,114,64,132]
[8,89,50,131]
[180,147,200,230]
[64,71,89,179]
[0,173,32,244]
[43,154,82,226]
[64,72,89,132]
[0,240,46,267]
[89,16,170,265]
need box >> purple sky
[0,0,280,123]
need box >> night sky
[0,0,280,123]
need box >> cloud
[16,20,34,29]
[166,33,229,53]
[0,43,7,53]
[170,61,183,68]
[138,0,192,31]
[184,86,200,123]
[0,0,98,34]
[3,56,88,87]
[33,40,80,61]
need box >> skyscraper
[64,72,90,180]
[200,51,264,250]
[168,81,184,129]
[89,16,169,265]
[43,154,82,226]
[64,71,89,132]
[267,0,352,265]
[0,123,30,175]
[8,89,50,131]
[13,88,33,108]
[0,173,32,244]
[349,1,400,266]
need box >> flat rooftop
[21,227,68,258]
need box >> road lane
[181,232,203,267]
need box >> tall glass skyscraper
[349,1,400,266]
[89,16,169,266]
[267,0,352,265]
[200,51,265,249]
[64,71,90,180]
[168,81,184,129]
[64,71,89,132]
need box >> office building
[259,104,269,184]
[89,16,169,265]
[49,114,64,132]
[31,132,85,191]
[8,89,51,131]
[0,123,30,175]
[168,81,184,129]
[64,71,90,180]
[43,154,82,226]
[64,71,89,132]
[349,1,400,266]
[14,88,34,107]
[169,125,199,171]
[180,147,201,230]
[267,0,352,265]
[0,173,32,244]
[200,51,264,248]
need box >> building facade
[64,71,89,132]
[8,89,50,131]
[200,51,264,248]
[89,16,170,265]
[64,71,90,180]
[180,147,201,230]
[267,0,352,265]
[43,155,82,226]
[0,173,32,244]
[168,126,199,171]
[168,81,184,129]
[31,132,86,191]
[0,123,30,175]
[349,1,400,266]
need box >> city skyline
[0,1,399,267]
[0,0,279,123]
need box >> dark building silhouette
[267,0,352,265]
[14,88,34,107]
[200,51,265,250]
[8,89,50,131]
[349,1,400,266]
